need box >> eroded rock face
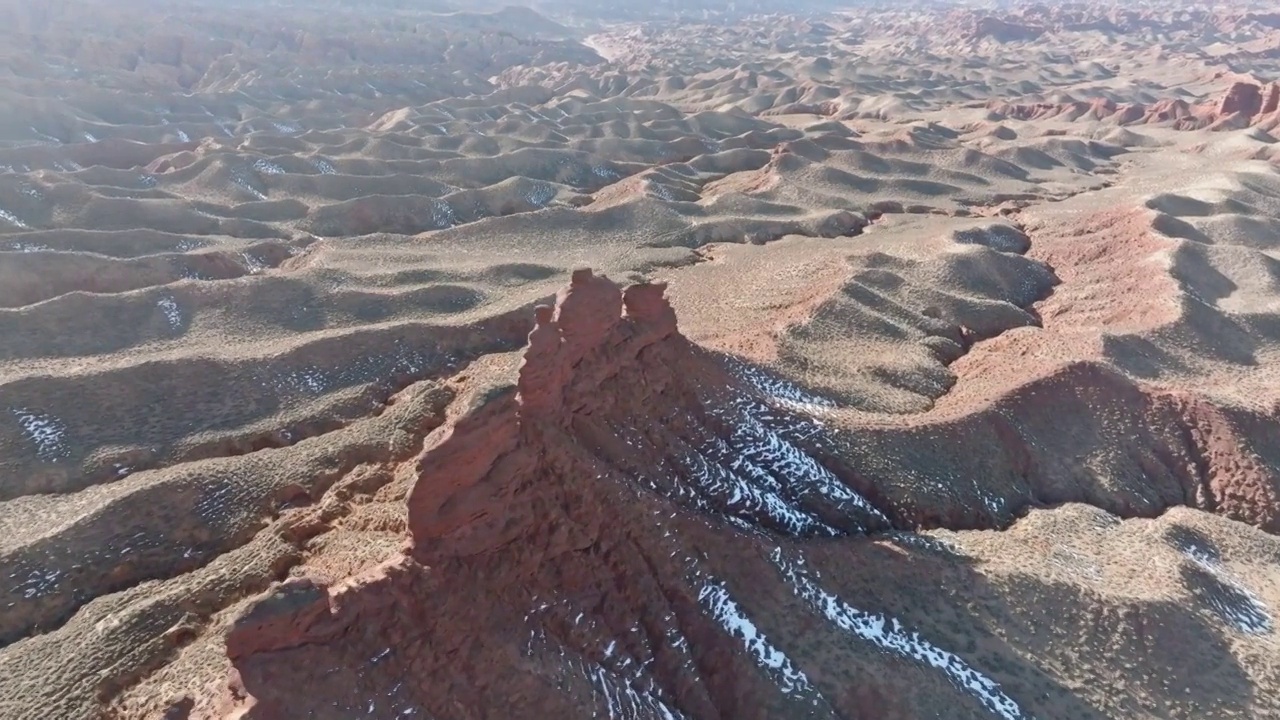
[1263,84,1280,116]
[1219,82,1264,117]
[405,268,888,565]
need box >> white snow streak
[1179,540,1271,634]
[0,208,30,229]
[157,295,183,330]
[5,242,51,252]
[730,405,885,522]
[253,158,286,174]
[11,408,70,462]
[698,580,814,696]
[773,550,1026,720]
[523,598,686,720]
[9,567,63,599]
[725,358,836,415]
[648,180,675,201]
[581,658,684,720]
[681,435,835,536]
[30,126,61,143]
[232,176,267,200]
[526,182,556,207]
[429,199,456,228]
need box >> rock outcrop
[216,270,894,720]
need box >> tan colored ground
[2,1,1280,718]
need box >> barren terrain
[2,1,1280,718]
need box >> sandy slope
[2,0,1280,719]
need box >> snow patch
[253,158,286,175]
[647,180,676,201]
[723,356,836,414]
[523,599,686,720]
[157,295,183,330]
[977,487,1005,516]
[30,127,61,144]
[291,368,328,395]
[4,241,50,252]
[0,208,30,229]
[681,433,837,536]
[885,531,960,556]
[231,172,267,200]
[773,550,1026,720]
[11,408,71,462]
[241,252,267,273]
[580,656,685,720]
[1179,540,1272,634]
[429,199,456,228]
[625,382,881,536]
[698,580,815,696]
[10,567,63,599]
[526,182,556,207]
[680,394,884,533]
[193,482,238,523]
[729,402,885,522]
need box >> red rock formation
[1263,83,1280,115]
[217,270,889,719]
[1113,103,1147,124]
[408,270,680,560]
[1146,98,1196,124]
[961,15,1046,43]
[1218,81,1263,117]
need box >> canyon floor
[2,1,1280,719]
